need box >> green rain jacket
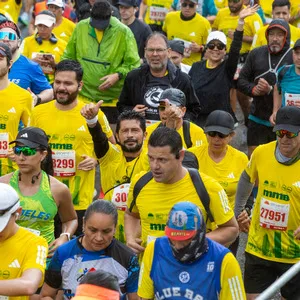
[62,16,140,103]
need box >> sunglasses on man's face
[13,146,39,156]
[0,32,17,41]
[207,131,229,138]
[207,43,226,51]
[275,130,299,139]
[181,2,196,8]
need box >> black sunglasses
[182,2,196,8]
[207,131,229,138]
[207,43,226,51]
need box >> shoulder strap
[182,120,192,149]
[277,64,292,94]
[188,168,214,223]
[129,171,153,212]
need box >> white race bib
[234,63,244,80]
[23,227,41,236]
[0,133,9,158]
[111,183,130,211]
[149,6,167,21]
[284,93,300,107]
[0,296,9,300]
[52,150,76,177]
[259,198,289,231]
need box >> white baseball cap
[47,0,65,8]
[0,183,20,232]
[206,31,227,46]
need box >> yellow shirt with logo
[138,239,246,300]
[127,170,233,248]
[144,0,173,26]
[252,24,300,49]
[145,121,207,149]
[245,141,300,264]
[213,7,262,54]
[52,17,76,44]
[0,0,21,23]
[100,144,150,242]
[20,35,67,84]
[190,144,248,210]
[163,11,211,65]
[31,100,112,211]
[0,227,48,300]
[0,82,32,176]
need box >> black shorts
[247,119,276,147]
[101,106,119,125]
[244,252,300,299]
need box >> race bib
[259,198,290,231]
[52,150,76,177]
[111,183,130,211]
[0,133,9,158]
[284,93,300,107]
[0,296,8,300]
[149,6,167,21]
[234,63,244,80]
[23,227,41,236]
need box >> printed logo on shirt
[179,271,190,283]
[54,47,60,52]
[263,189,290,201]
[60,32,67,37]
[189,32,196,37]
[77,125,86,132]
[144,87,164,108]
[227,172,235,179]
[49,143,73,150]
[20,133,28,138]
[155,288,204,299]
[8,107,16,114]
[36,245,47,266]
[207,261,214,272]
[228,276,244,299]
[8,259,20,268]
[0,270,10,279]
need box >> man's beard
[229,2,243,13]
[0,65,9,79]
[120,140,143,153]
[269,44,282,53]
[54,90,78,105]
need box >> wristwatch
[117,72,123,80]
[60,232,71,241]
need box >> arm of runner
[133,104,148,117]
[77,155,98,171]
[41,283,58,299]
[237,209,251,233]
[270,84,282,125]
[138,0,147,21]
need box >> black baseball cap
[273,106,300,133]
[169,40,184,56]
[90,0,112,30]
[116,0,137,7]
[10,127,49,148]
[159,88,186,106]
[293,39,300,50]
[204,110,235,135]
[0,42,12,61]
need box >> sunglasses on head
[207,131,229,138]
[13,146,39,156]
[181,2,196,8]
[0,32,17,41]
[207,43,226,50]
[275,130,299,139]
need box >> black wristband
[35,96,42,106]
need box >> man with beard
[0,19,53,105]
[237,19,293,157]
[81,101,150,243]
[31,59,114,236]
[117,32,200,126]
[0,42,32,176]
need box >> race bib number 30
[284,93,300,107]
[112,183,130,211]
[0,133,8,158]
[52,150,76,177]
[259,198,290,231]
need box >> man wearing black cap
[62,0,140,125]
[270,38,300,125]
[0,19,53,105]
[0,42,33,176]
[238,19,293,157]
[235,106,300,299]
[168,40,191,74]
[117,0,152,59]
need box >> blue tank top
[151,237,229,299]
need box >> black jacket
[237,19,293,121]
[117,61,201,122]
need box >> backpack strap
[277,65,292,94]
[182,120,192,149]
[129,171,153,212]
[188,168,214,223]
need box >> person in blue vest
[138,201,246,300]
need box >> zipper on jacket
[82,57,110,69]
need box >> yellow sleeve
[212,10,221,30]
[220,252,246,300]
[21,92,33,127]
[245,146,259,184]
[203,17,212,44]
[98,110,113,138]
[162,13,168,33]
[138,240,155,299]
[190,123,207,147]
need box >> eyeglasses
[0,32,17,41]
[181,2,196,8]
[13,146,39,156]
[207,131,229,138]
[207,43,226,50]
[275,130,299,139]
[145,48,168,54]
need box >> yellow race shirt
[128,170,233,248]
[214,0,227,9]
[52,17,76,44]
[0,0,21,23]
[252,24,300,49]
[0,82,32,176]
[138,239,246,300]
[100,144,150,242]
[31,100,112,211]
[190,144,248,209]
[144,0,173,26]
[0,227,48,300]
[20,35,67,84]
[245,141,300,264]
[144,121,207,149]
[291,1,300,29]
[213,7,262,54]
[163,11,211,65]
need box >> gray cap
[169,40,185,55]
[159,88,186,106]
[273,106,300,133]
[204,110,235,135]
